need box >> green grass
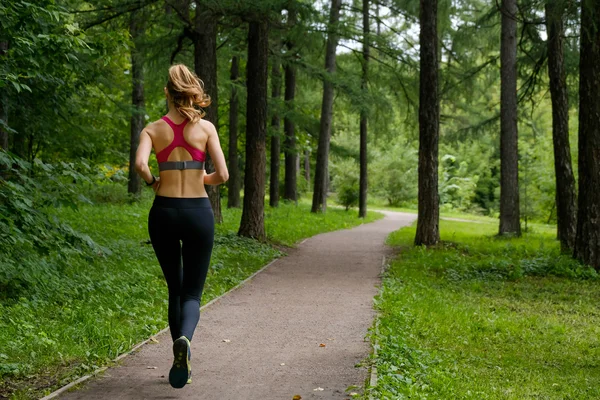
[368,220,600,400]
[0,195,382,400]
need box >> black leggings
[148,196,214,342]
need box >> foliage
[371,141,419,207]
[366,220,600,399]
[331,157,360,210]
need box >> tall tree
[574,0,600,269]
[414,0,440,246]
[545,0,577,252]
[228,55,241,208]
[358,0,369,218]
[311,0,342,213]
[127,9,145,197]
[239,20,269,240]
[270,58,282,207]
[499,0,521,236]
[283,6,298,202]
[194,0,222,222]
[303,149,310,184]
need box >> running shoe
[169,336,191,388]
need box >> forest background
[2,0,599,398]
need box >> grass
[368,220,600,400]
[0,193,382,400]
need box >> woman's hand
[151,176,161,193]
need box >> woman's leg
[179,207,214,341]
[148,206,183,342]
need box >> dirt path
[57,211,416,400]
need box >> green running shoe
[169,336,191,388]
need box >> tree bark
[194,2,222,223]
[358,0,369,219]
[270,59,282,207]
[574,0,600,269]
[499,0,521,236]
[283,7,297,203]
[239,21,268,240]
[545,1,577,252]
[311,0,342,213]
[415,0,440,246]
[228,55,241,208]
[304,149,310,184]
[128,10,145,197]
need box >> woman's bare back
[147,115,211,198]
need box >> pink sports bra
[156,116,206,171]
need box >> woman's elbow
[134,161,147,174]
[219,170,229,183]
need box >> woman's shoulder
[195,118,217,135]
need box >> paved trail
[58,211,416,400]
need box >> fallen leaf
[149,337,159,344]
[313,387,324,391]
[292,396,302,400]
[319,343,326,347]
[223,339,231,343]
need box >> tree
[574,0,600,269]
[239,20,269,240]
[270,58,282,207]
[193,0,222,222]
[414,0,440,246]
[303,149,310,183]
[228,55,241,208]
[358,0,369,218]
[545,0,576,252]
[499,0,521,236]
[283,6,298,202]
[311,0,342,213]
[127,9,145,197]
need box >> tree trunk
[239,21,268,240]
[194,2,222,223]
[228,55,241,208]
[545,1,577,252]
[499,0,521,236]
[270,59,282,207]
[304,149,310,183]
[415,0,440,246]
[128,10,145,197]
[574,0,600,269]
[311,0,342,213]
[283,7,297,203]
[0,41,8,151]
[358,0,369,219]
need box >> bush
[0,151,105,301]
[331,158,359,210]
[370,142,418,207]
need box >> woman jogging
[135,64,228,389]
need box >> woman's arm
[135,129,159,189]
[203,122,229,185]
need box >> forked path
[59,211,416,400]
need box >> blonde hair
[166,64,211,123]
